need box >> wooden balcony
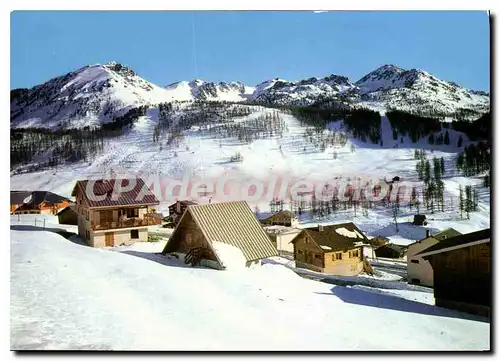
[91,217,155,231]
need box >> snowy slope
[10,107,491,247]
[11,226,490,350]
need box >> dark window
[335,253,342,260]
[411,278,421,284]
[131,229,139,239]
[125,208,139,218]
[315,254,321,259]
[411,259,419,264]
[297,250,303,255]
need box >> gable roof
[264,210,296,221]
[375,243,408,254]
[416,228,491,258]
[407,228,463,248]
[168,200,198,208]
[165,201,278,262]
[294,222,368,253]
[10,191,32,205]
[57,204,77,215]
[10,191,69,207]
[72,179,159,208]
[430,228,462,241]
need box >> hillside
[10,103,491,246]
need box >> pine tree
[424,159,431,183]
[457,135,463,147]
[459,185,464,218]
[444,130,450,145]
[440,157,445,176]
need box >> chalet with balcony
[72,178,160,247]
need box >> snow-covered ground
[10,221,490,351]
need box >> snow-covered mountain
[164,79,254,102]
[10,61,177,129]
[10,62,490,130]
[355,65,490,115]
[251,74,359,107]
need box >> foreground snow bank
[11,228,490,351]
[211,241,247,270]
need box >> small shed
[413,214,427,226]
[416,228,491,317]
[57,204,78,225]
[374,243,407,259]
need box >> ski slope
[10,223,490,351]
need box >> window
[315,254,321,259]
[348,251,352,258]
[411,278,421,284]
[131,229,139,239]
[305,238,309,244]
[411,259,420,264]
[333,253,342,261]
[85,230,90,239]
[125,208,139,218]
[297,250,303,255]
[352,250,359,258]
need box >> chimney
[319,224,324,232]
[426,230,430,238]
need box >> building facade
[72,179,159,247]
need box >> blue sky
[11,11,490,91]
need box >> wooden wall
[293,232,325,270]
[429,242,490,308]
[164,211,218,261]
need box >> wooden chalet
[162,201,278,269]
[374,243,408,259]
[292,222,367,276]
[11,191,70,215]
[261,210,299,228]
[72,178,160,247]
[57,204,78,225]
[168,200,198,226]
[416,228,491,317]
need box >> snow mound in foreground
[211,241,247,270]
